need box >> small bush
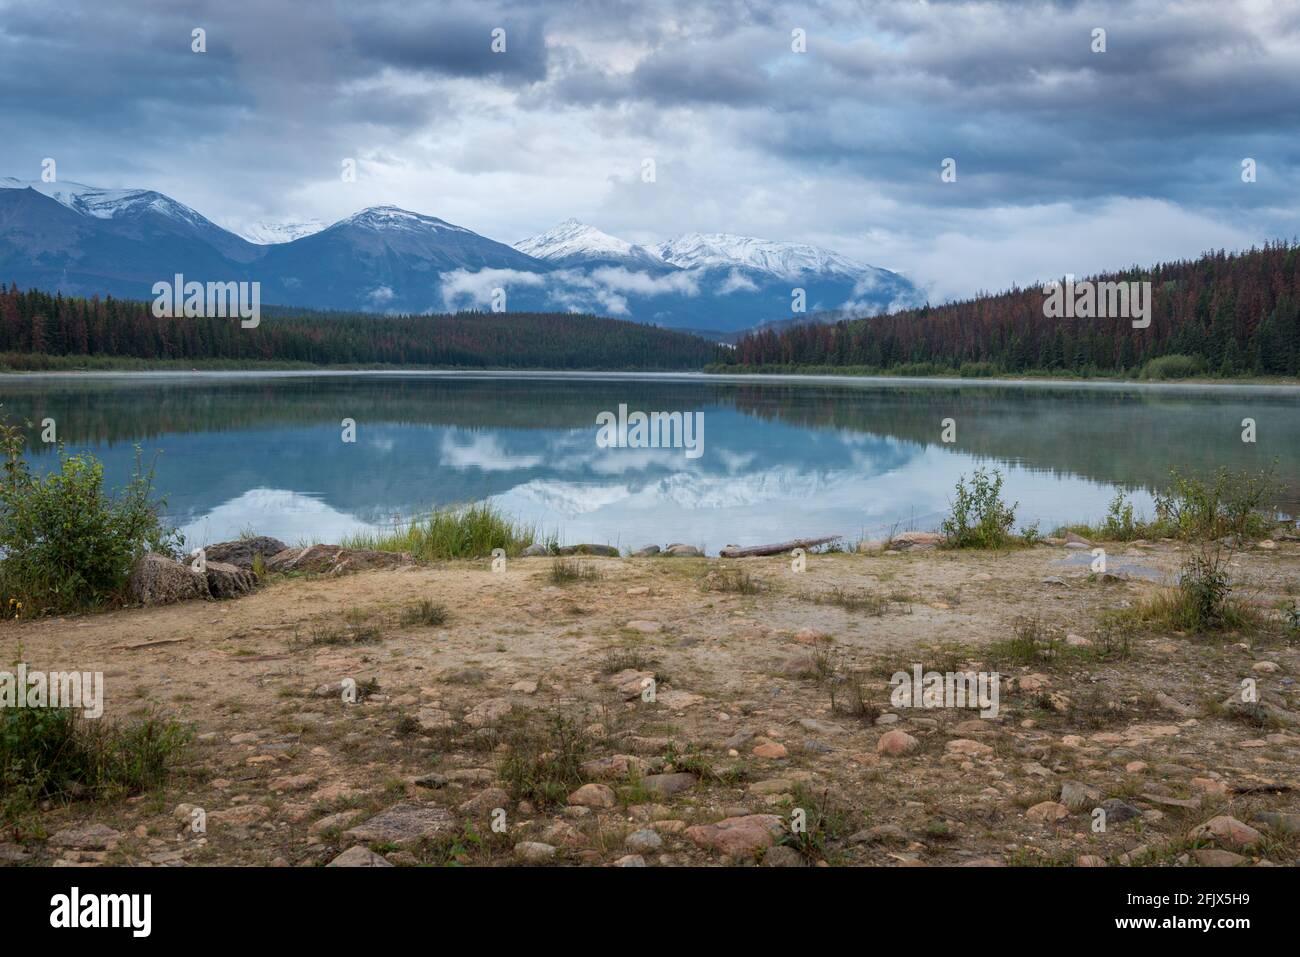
[549,558,600,584]
[941,468,1018,549]
[987,617,1062,668]
[1,706,192,824]
[498,711,591,808]
[1139,354,1206,380]
[704,569,765,595]
[400,599,448,627]
[1154,467,1274,543]
[0,421,180,613]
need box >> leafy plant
[941,468,1018,549]
[0,420,180,613]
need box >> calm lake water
[1,372,1296,553]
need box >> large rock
[264,544,413,576]
[49,823,123,851]
[686,814,785,860]
[202,536,288,570]
[663,544,703,557]
[567,783,617,808]
[343,803,457,848]
[129,553,211,605]
[889,531,943,550]
[1187,815,1262,850]
[877,730,919,756]
[555,543,619,557]
[205,561,257,599]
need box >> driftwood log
[718,536,839,558]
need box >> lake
[1,372,1296,553]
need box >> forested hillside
[0,285,724,369]
[718,243,1300,378]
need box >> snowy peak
[235,219,327,245]
[516,219,655,263]
[655,232,872,280]
[333,205,472,235]
[0,177,214,230]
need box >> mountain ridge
[0,178,920,334]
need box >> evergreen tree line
[720,243,1300,377]
[0,286,725,370]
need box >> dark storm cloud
[0,0,1295,299]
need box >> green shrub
[1,706,192,825]
[941,468,1018,548]
[1139,354,1206,380]
[1154,466,1274,543]
[342,502,543,561]
[498,711,591,808]
[0,421,180,613]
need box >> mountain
[515,219,668,270]
[0,177,920,333]
[235,219,327,245]
[1,178,257,262]
[251,206,552,312]
[656,232,871,280]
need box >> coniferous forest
[0,286,724,370]
[717,243,1300,378]
[3,244,1299,377]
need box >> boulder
[877,729,919,756]
[343,804,457,848]
[520,543,550,557]
[888,531,942,550]
[264,544,413,576]
[555,543,619,557]
[129,553,211,605]
[514,841,557,863]
[631,545,661,557]
[686,814,784,860]
[1187,815,1262,850]
[202,536,288,570]
[205,560,257,599]
[663,544,703,557]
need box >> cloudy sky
[1,0,1296,301]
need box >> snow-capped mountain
[235,219,327,245]
[515,219,666,270]
[0,176,920,333]
[335,205,475,236]
[2,177,203,225]
[0,176,256,262]
[656,232,874,281]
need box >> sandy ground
[2,539,1298,867]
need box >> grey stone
[343,804,456,848]
[327,845,394,867]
